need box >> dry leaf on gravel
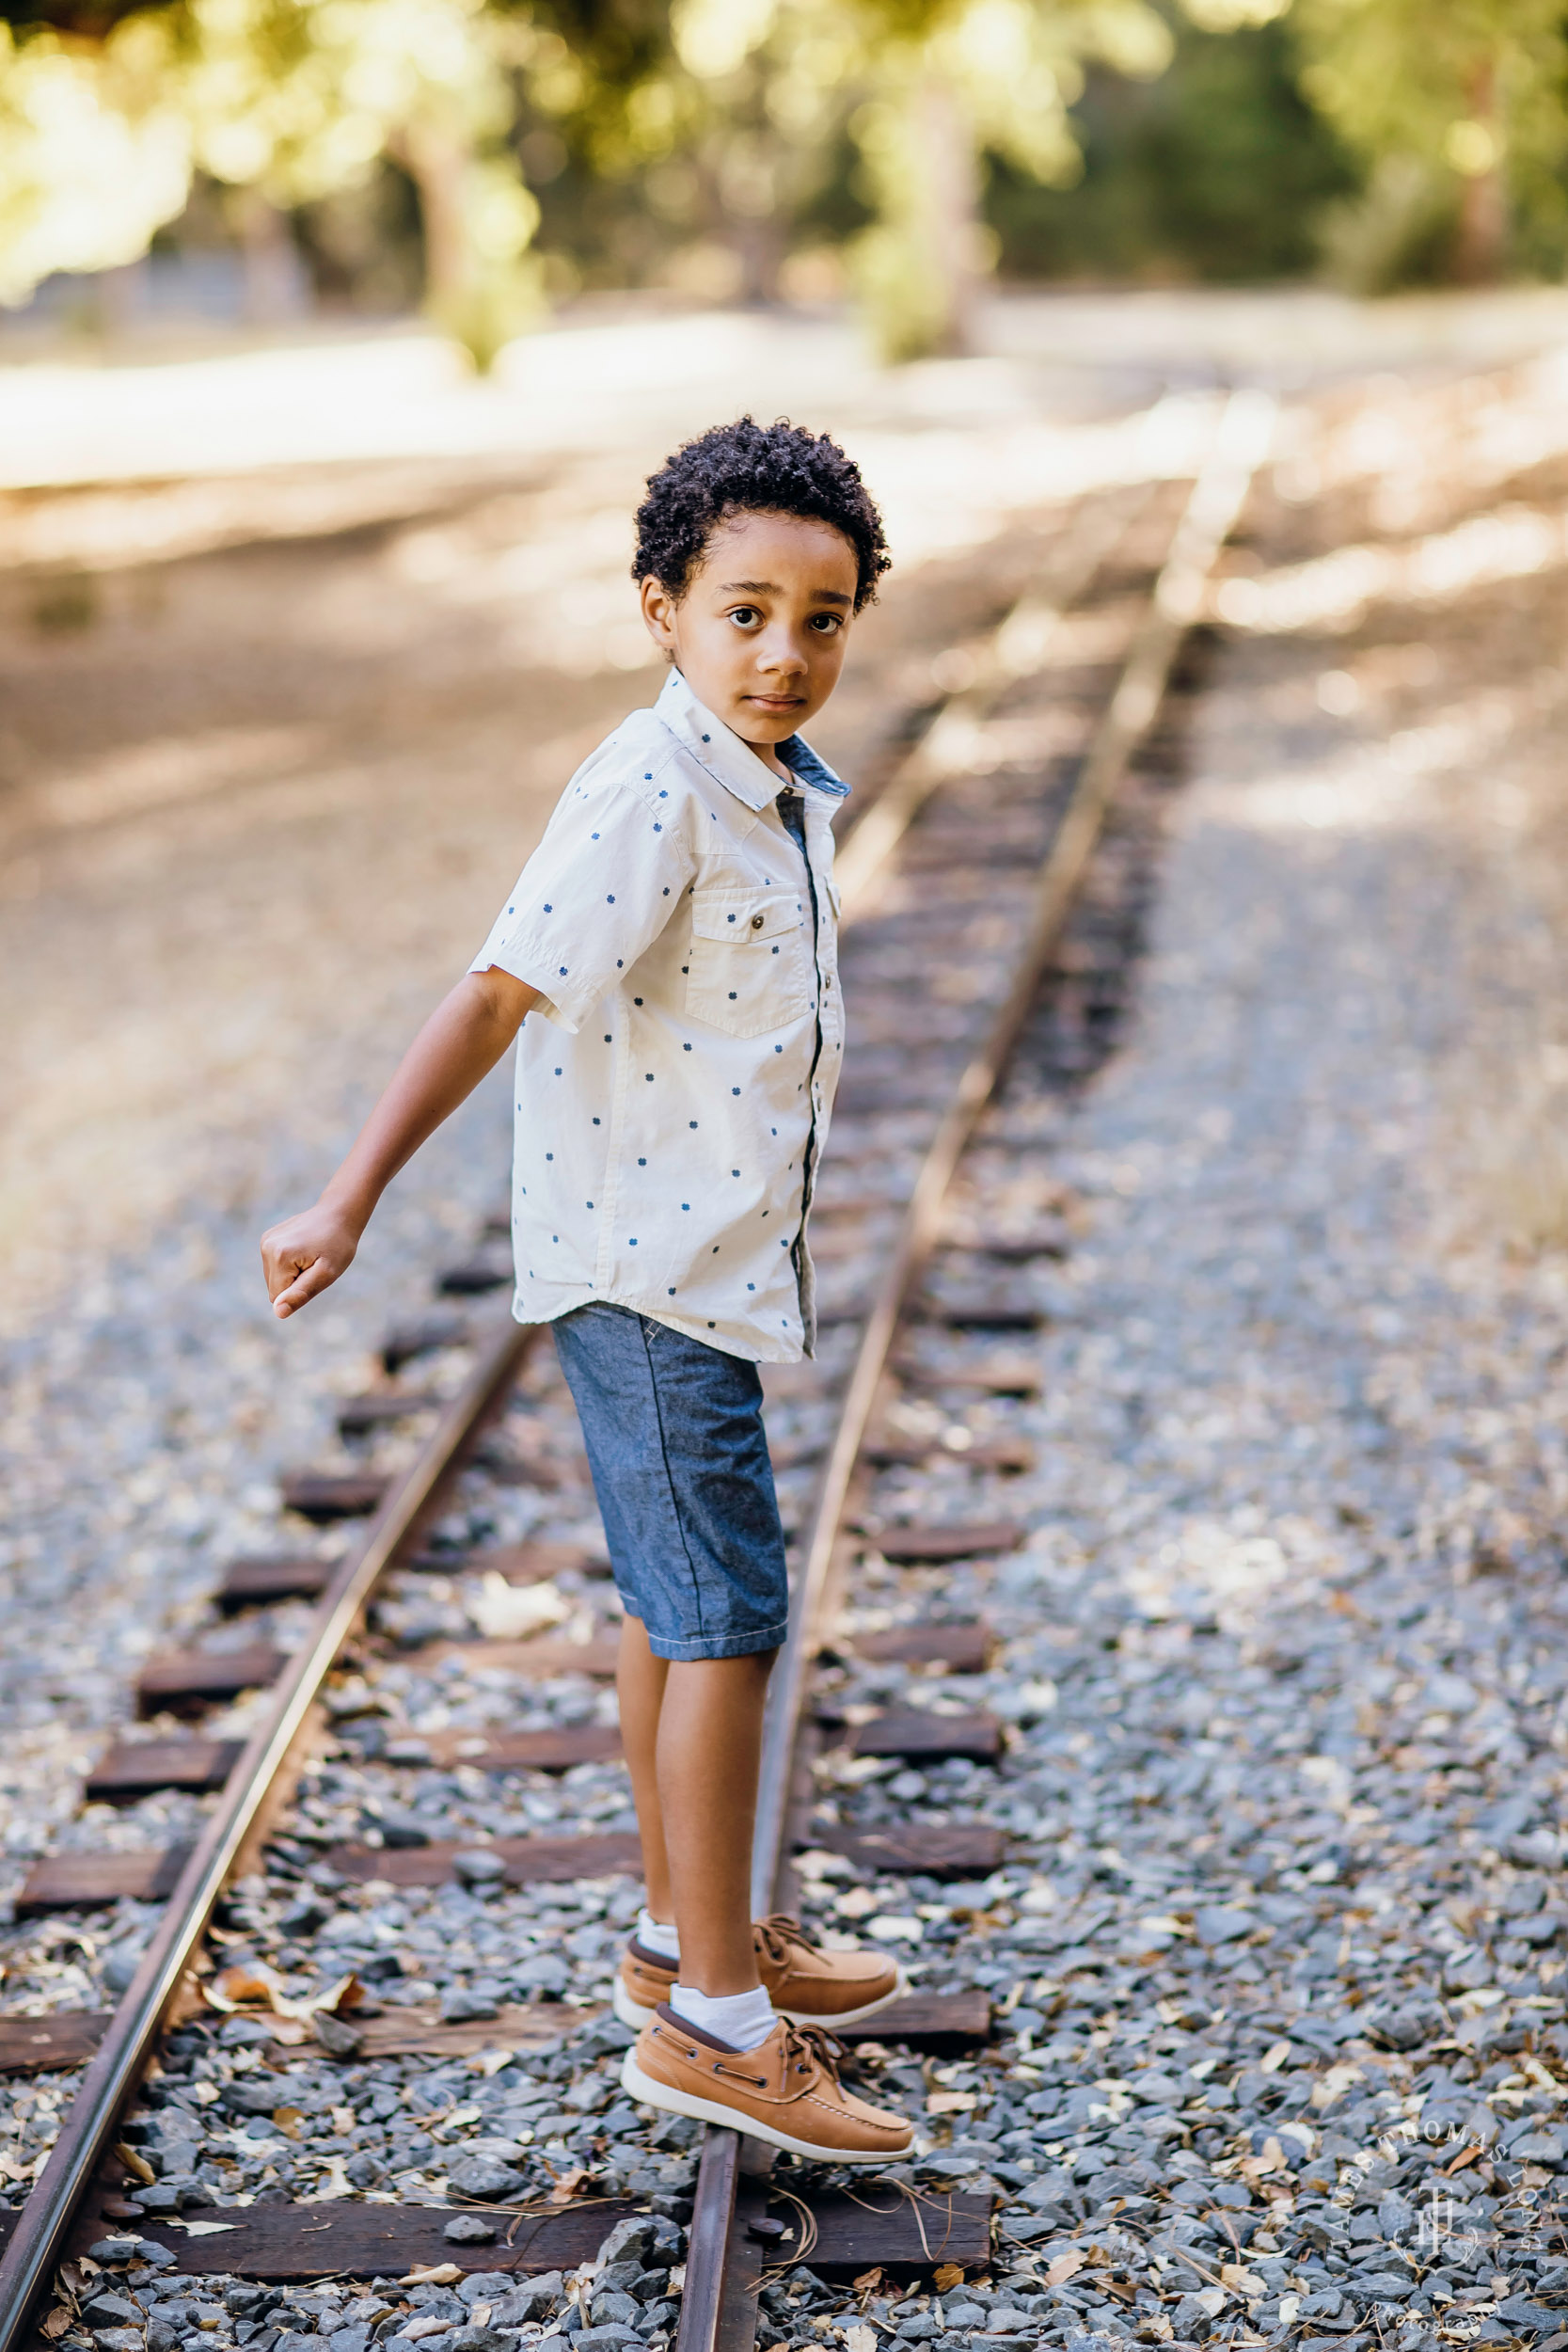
[1047,2250,1087,2285]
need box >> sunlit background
[2,0,1567,366]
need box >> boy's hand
[259,968,535,1326]
[261,1201,363,1319]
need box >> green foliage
[1291,0,1568,279]
[985,4,1358,282]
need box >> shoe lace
[779,2020,845,2083]
[754,1912,816,1965]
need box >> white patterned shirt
[469,666,847,1361]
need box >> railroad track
[0,387,1272,2352]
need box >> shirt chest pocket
[686,886,811,1040]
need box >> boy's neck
[736,730,794,786]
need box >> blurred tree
[0,17,189,304]
[1289,0,1568,284]
[653,0,1172,355]
[0,0,545,360]
[985,0,1357,283]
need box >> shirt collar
[654,666,849,809]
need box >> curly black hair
[631,416,891,613]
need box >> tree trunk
[1452,59,1507,284]
[401,119,475,310]
[233,189,306,325]
[912,72,983,355]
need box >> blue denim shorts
[550,1303,790,1661]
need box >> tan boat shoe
[612,1912,908,2033]
[621,2006,916,2165]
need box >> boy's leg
[616,1615,673,1921]
[617,1613,771,1992]
[657,1650,774,1994]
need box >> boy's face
[640,510,859,770]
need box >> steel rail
[831,477,1158,917]
[674,385,1276,2352]
[0,1313,539,2348]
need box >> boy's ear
[640,573,679,653]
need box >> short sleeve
[469,764,695,1031]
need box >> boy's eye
[808,612,844,634]
[727,606,761,629]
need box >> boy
[261,418,915,2162]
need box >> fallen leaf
[41,2308,72,2339]
[933,2264,964,2292]
[1047,2249,1087,2286]
[470,1573,569,1642]
[205,1962,283,2012]
[833,1886,879,1920]
[399,2265,463,2288]
[1239,2136,1286,2181]
[174,2222,239,2239]
[114,2142,154,2185]
[548,2166,587,2202]
[303,2154,354,2202]
[1277,2296,1301,2328]
[926,2090,976,2115]
[1221,2264,1264,2296]
[845,2328,876,2352]
[1259,2042,1291,2074]
[1309,2061,1364,2112]
[331,2106,356,2137]
[1446,2145,1481,2176]
[271,2107,305,2141]
[852,2268,884,2295]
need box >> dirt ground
[4,286,1568,1856]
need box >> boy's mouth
[745,692,807,712]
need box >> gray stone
[440,1988,500,2024]
[451,1851,508,1888]
[443,2216,497,2246]
[1192,1908,1256,1947]
[83,2296,145,2328]
[489,2278,563,2327]
[445,2154,527,2200]
[589,2296,639,2329]
[1494,2300,1560,2333]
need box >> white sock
[636,1907,680,1962]
[670,1983,777,2051]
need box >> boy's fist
[261,1202,361,1319]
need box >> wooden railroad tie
[895,1353,1041,1397]
[844,1621,993,1672]
[380,1315,468,1373]
[86,1737,244,1801]
[335,1392,444,1435]
[214,1556,332,1609]
[816,1708,1004,1764]
[0,1988,990,2078]
[13,1845,193,1916]
[279,1472,392,1522]
[436,1257,513,1295]
[136,1645,285,1714]
[861,1520,1024,1565]
[0,2188,990,2278]
[863,1436,1036,1472]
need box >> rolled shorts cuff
[642,1615,790,1663]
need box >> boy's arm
[261,966,539,1320]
